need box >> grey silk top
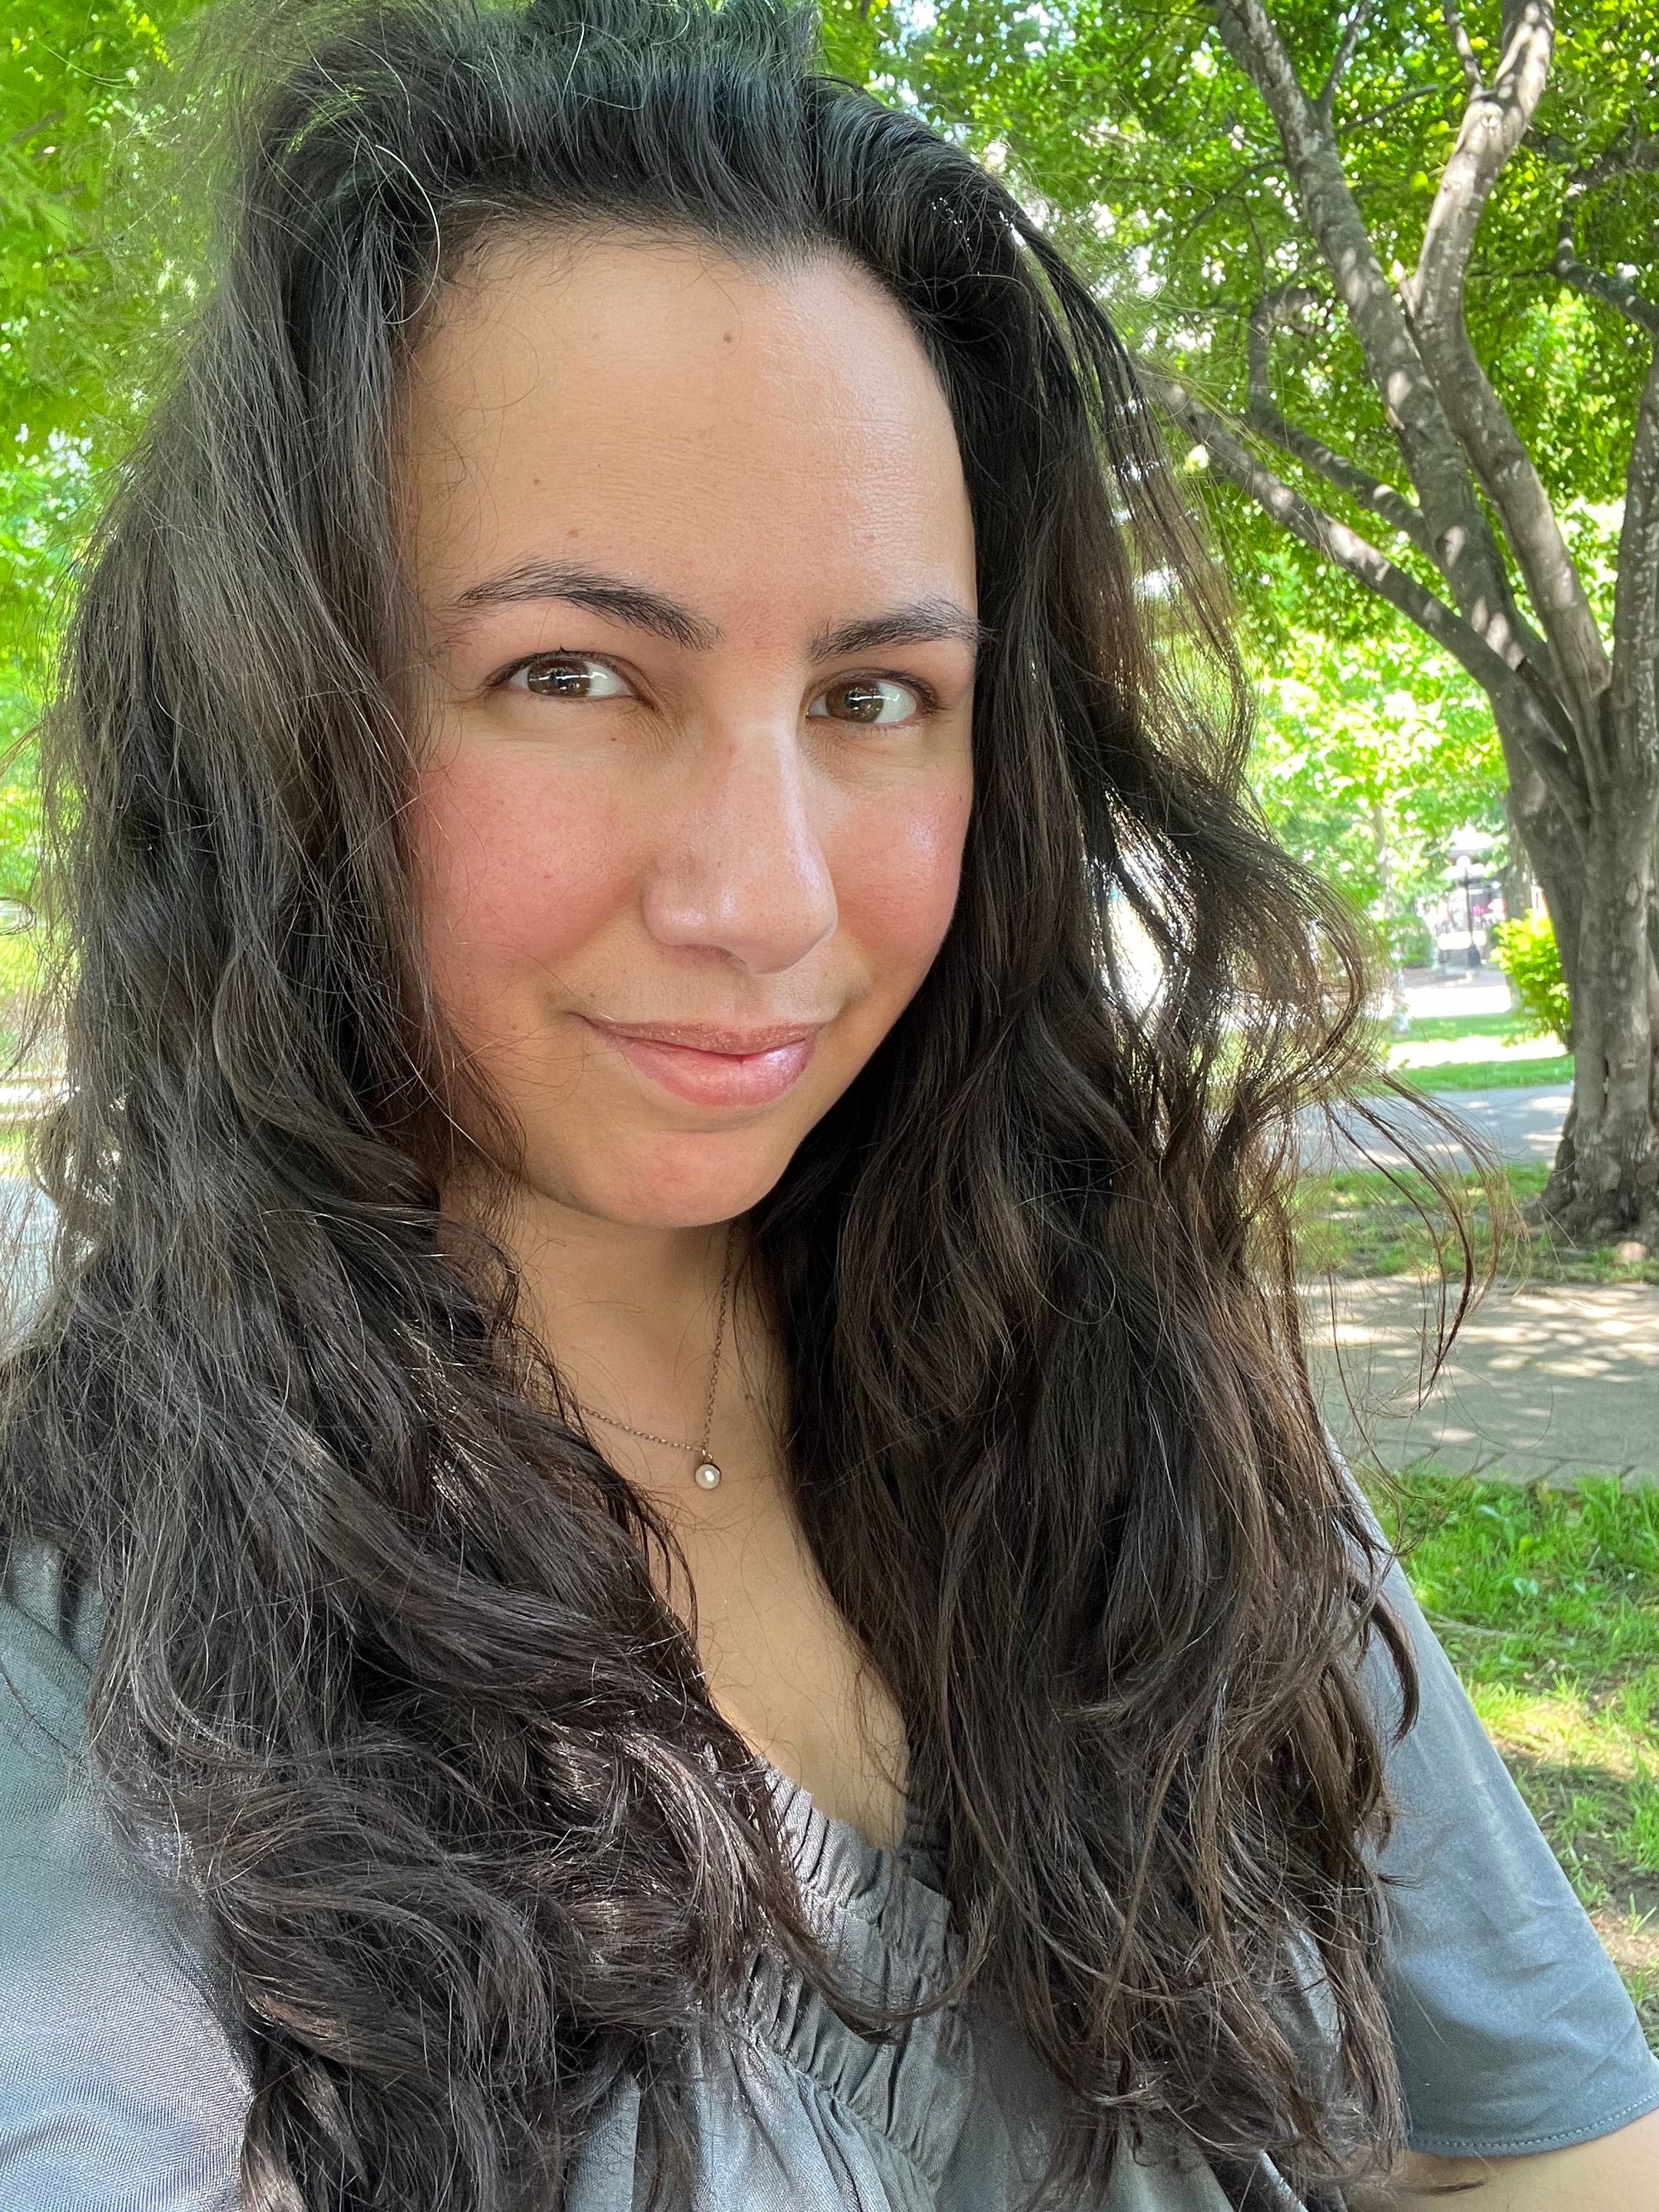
[2,1510,1658,2212]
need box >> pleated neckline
[759,1755,951,1908]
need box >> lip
[591,1016,828,1053]
[583,1016,826,1107]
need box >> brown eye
[808,677,926,727]
[508,654,633,700]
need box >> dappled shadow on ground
[1304,1278,1659,1484]
[1299,1083,1573,1173]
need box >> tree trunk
[1538,772,1659,1241]
[1500,790,1537,931]
[1486,705,1585,1019]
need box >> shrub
[1492,911,1571,1048]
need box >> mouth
[581,1016,828,1107]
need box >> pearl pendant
[693,1458,722,1490]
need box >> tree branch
[1246,286,1438,562]
[1399,0,1611,737]
[1205,0,1546,700]
[1440,0,1484,97]
[7,109,66,153]
[1412,0,1550,314]
[1316,0,1373,119]
[1139,362,1584,818]
[1534,125,1659,197]
[1554,136,1659,338]
[1182,152,1285,246]
[1349,81,1462,135]
[1555,253,1659,338]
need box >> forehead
[395,228,975,621]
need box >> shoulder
[1333,1476,1659,2160]
[0,1537,253,2210]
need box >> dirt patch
[1591,1874,1659,1973]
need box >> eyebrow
[443,557,994,662]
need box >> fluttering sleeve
[1344,1478,1659,2157]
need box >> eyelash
[492,650,943,725]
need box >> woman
[0,0,1654,2206]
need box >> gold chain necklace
[566,1219,736,1490]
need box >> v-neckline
[757,1752,949,1899]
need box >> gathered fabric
[564,1763,1310,2211]
[7,1524,1659,2211]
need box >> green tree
[0,2,184,917]
[1248,610,1506,949]
[830,0,1659,1242]
[0,2,174,444]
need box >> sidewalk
[1303,969,1577,1174]
[1306,1276,1659,1488]
[1394,968,1515,1020]
[1300,1082,1571,1172]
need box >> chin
[519,1130,800,1230]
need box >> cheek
[834,778,973,972]
[411,756,629,1018]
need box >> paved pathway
[1394,970,1515,1021]
[1300,1082,1571,1173]
[1294,1029,1659,1487]
[1306,1276,1659,1489]
[1299,970,1574,1173]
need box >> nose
[641,715,839,973]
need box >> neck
[440,1167,769,1455]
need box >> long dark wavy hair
[0,0,1484,2205]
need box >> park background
[2,0,1656,2044]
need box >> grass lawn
[1371,1005,1574,1096]
[1363,1471,1659,2049]
[1394,1010,1541,1044]
[1389,1054,1573,1094]
[1292,1160,1659,1285]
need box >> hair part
[0,1,1487,2204]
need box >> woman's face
[400,231,979,1228]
